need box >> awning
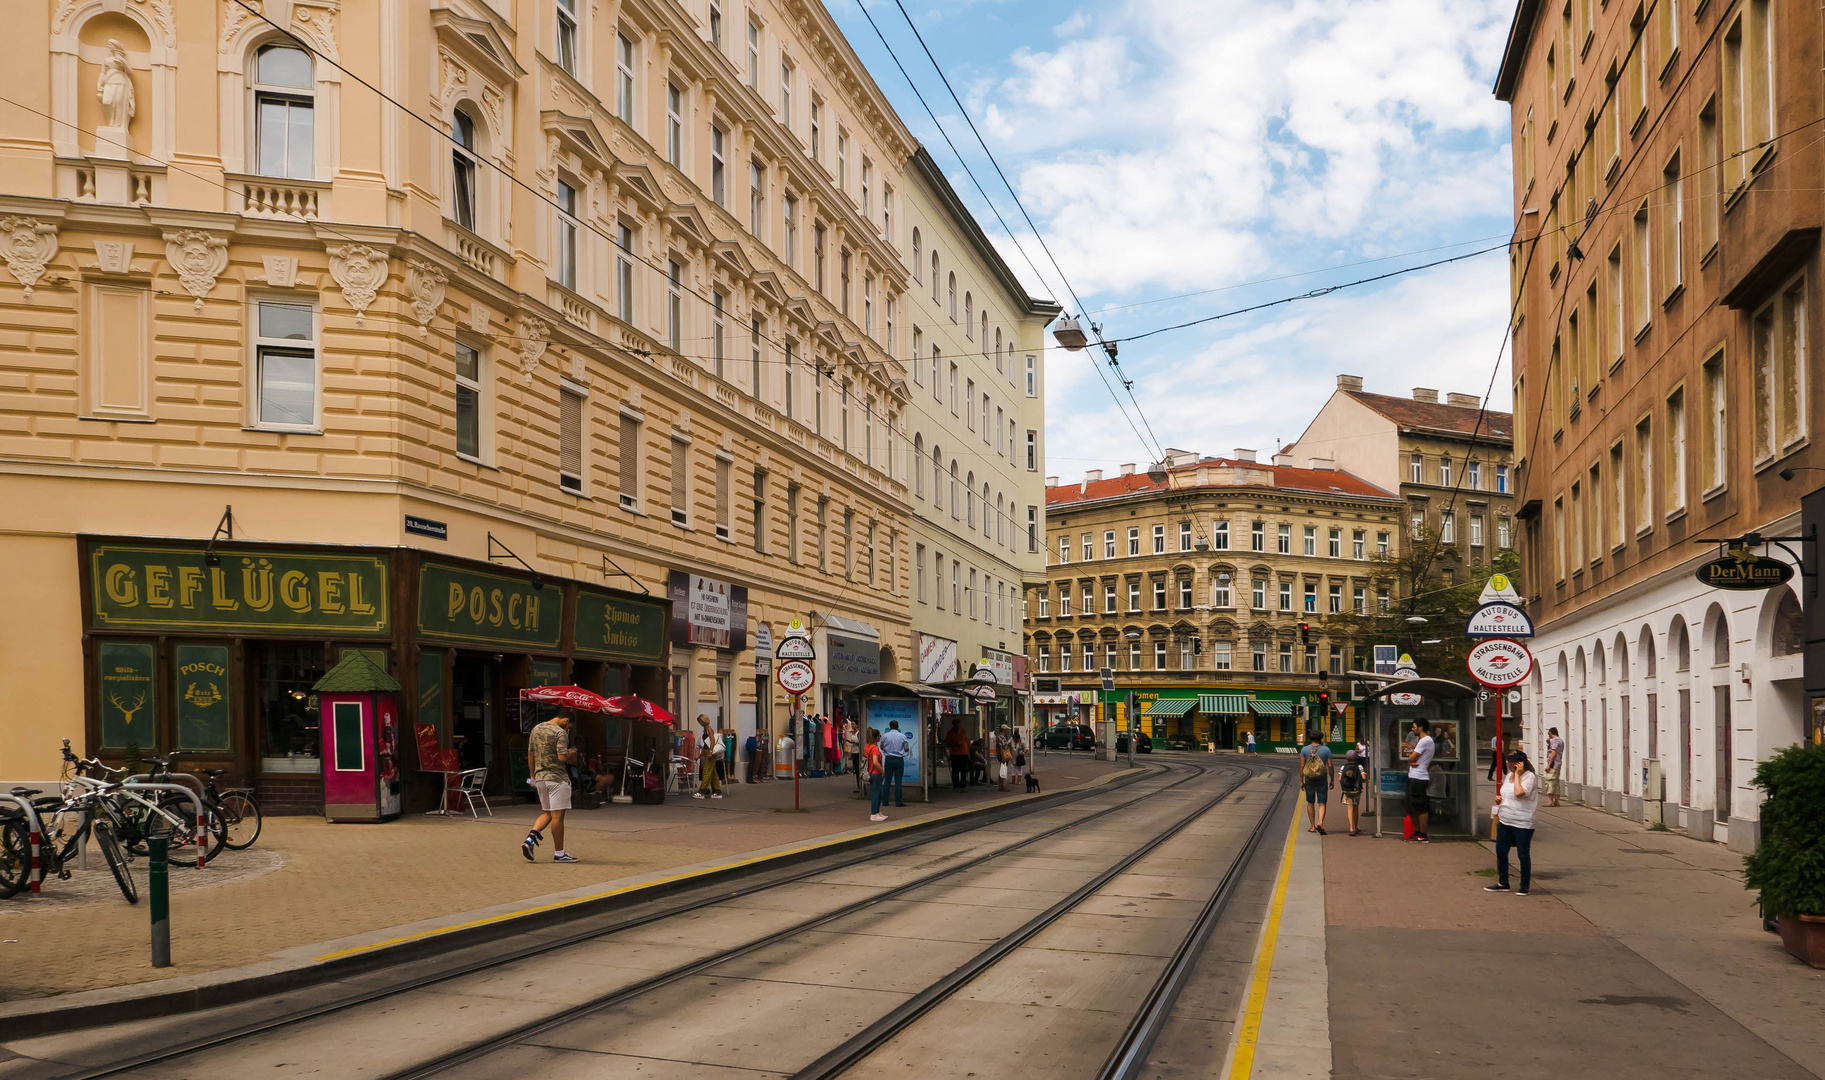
[1142,698,1198,718]
[934,679,1018,700]
[847,680,956,700]
[1248,699,1295,716]
[1198,694,1249,714]
[817,614,880,638]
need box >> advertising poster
[667,570,750,651]
[918,633,958,683]
[174,643,232,751]
[1397,720,1460,764]
[98,640,156,748]
[866,697,921,783]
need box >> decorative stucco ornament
[327,244,389,324]
[0,217,60,298]
[162,229,229,311]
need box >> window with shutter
[670,437,689,526]
[618,414,639,509]
[559,388,584,493]
[715,457,731,540]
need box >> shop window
[256,643,326,771]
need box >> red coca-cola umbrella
[518,685,613,712]
[603,693,676,726]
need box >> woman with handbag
[864,728,887,822]
[995,726,1014,792]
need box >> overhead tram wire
[843,0,1162,465]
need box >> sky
[829,0,1520,482]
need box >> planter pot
[1777,914,1825,969]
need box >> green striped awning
[1199,695,1249,714]
[1248,699,1295,716]
[1142,697,1198,717]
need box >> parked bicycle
[144,751,262,850]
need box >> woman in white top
[1486,751,1541,895]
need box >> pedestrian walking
[1299,730,1334,834]
[744,728,761,784]
[522,708,580,863]
[946,717,970,791]
[694,715,724,799]
[1486,751,1541,894]
[1486,732,1502,781]
[879,719,909,807]
[1011,730,1028,788]
[864,727,887,821]
[1404,719,1435,843]
[1339,748,1366,835]
[1543,727,1564,806]
[843,718,859,780]
[1245,731,1256,754]
[996,725,1014,792]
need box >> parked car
[1040,724,1096,751]
[1115,732,1154,754]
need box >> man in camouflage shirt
[523,709,579,863]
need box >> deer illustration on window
[108,689,148,728]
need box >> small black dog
[1024,772,1041,793]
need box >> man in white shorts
[523,708,580,863]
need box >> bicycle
[144,751,261,850]
[3,781,139,903]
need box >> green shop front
[1094,687,1359,753]
[80,538,668,814]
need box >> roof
[1046,458,1399,509]
[1493,0,1544,101]
[908,147,1063,320]
[313,653,401,693]
[1342,390,1513,442]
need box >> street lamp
[1052,315,1090,351]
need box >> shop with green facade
[81,538,668,814]
[1097,686,1358,754]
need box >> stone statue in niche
[97,39,136,133]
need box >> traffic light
[1298,622,1310,647]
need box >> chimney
[1446,392,1481,409]
[1272,453,1295,467]
[1308,458,1336,471]
[1119,463,1136,476]
[1085,469,1103,483]
[1336,374,1364,392]
[1045,476,1059,487]
[1412,388,1439,403]
[1233,448,1257,463]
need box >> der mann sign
[1695,551,1794,591]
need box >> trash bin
[775,736,797,779]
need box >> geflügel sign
[1465,602,1535,638]
[1467,638,1534,689]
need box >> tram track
[35,757,1229,1080]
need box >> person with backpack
[1299,730,1334,834]
[1338,748,1366,836]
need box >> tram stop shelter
[1368,677,1478,839]
[850,681,957,803]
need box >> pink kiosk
[314,653,404,823]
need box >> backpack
[1340,760,1364,794]
[1300,747,1328,779]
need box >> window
[711,127,727,207]
[1410,453,1422,483]
[1026,430,1038,471]
[670,436,690,527]
[782,341,795,419]
[1720,2,1775,193]
[455,341,483,460]
[1377,587,1390,613]
[864,274,876,337]
[814,223,827,294]
[1277,524,1291,554]
[1328,528,1341,558]
[965,378,976,430]
[915,543,926,602]
[1467,461,1481,490]
[665,84,683,168]
[1702,351,1726,490]
[1377,531,1389,555]
[1353,585,1365,614]
[1028,506,1038,553]
[837,130,848,189]
[1279,643,1293,673]
[1302,525,1316,556]
[715,455,731,540]
[1103,581,1116,612]
[751,468,767,552]
[1080,582,1093,615]
[1252,521,1265,552]
[947,273,957,321]
[665,258,682,350]
[746,20,760,87]
[778,61,792,124]
[1058,644,1069,671]
[749,162,765,237]
[1103,531,1116,559]
[1180,639,1195,669]
[616,33,635,124]
[1411,513,1424,539]
[450,110,479,231]
[1305,645,1318,673]
[949,363,958,413]
[1153,579,1167,610]
[1304,582,1317,612]
[1662,152,1684,296]
[1499,517,1512,548]
[618,412,640,510]
[615,223,634,321]
[1441,511,1455,544]
[980,394,989,443]
[1279,581,1292,611]
[1153,524,1165,553]
[1330,647,1343,676]
[1496,464,1509,493]
[1666,386,1687,512]
[1252,579,1266,609]
[253,45,314,180]
[1470,513,1484,547]
[711,290,726,378]
[1082,533,1093,561]
[1751,274,1808,460]
[1253,641,1267,671]
[559,385,585,493]
[1180,522,1193,552]
[964,293,973,337]
[1213,578,1231,607]
[254,300,316,428]
[862,161,873,218]
[1212,643,1232,670]
[1179,577,1193,608]
[1570,481,1584,567]
[1154,641,1168,670]
[709,0,723,48]
[1025,354,1037,397]
[750,316,763,399]
[1699,98,1721,254]
[1553,497,1566,579]
[1439,457,1452,487]
[1352,530,1364,559]
[1213,520,1229,550]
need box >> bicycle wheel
[94,820,137,904]
[154,793,223,866]
[217,791,262,850]
[0,817,28,899]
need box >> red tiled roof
[1046,459,1398,508]
[1344,390,1513,440]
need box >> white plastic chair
[455,767,491,817]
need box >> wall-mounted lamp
[202,505,234,567]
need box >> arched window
[931,253,940,302]
[1640,626,1657,676]
[947,272,957,321]
[252,44,314,179]
[452,109,480,232]
[966,471,975,527]
[1712,610,1731,666]
[982,483,991,536]
[949,461,959,519]
[981,312,988,355]
[912,433,924,497]
[995,328,1003,371]
[1671,619,1690,671]
[932,445,943,511]
[965,293,973,337]
[1774,590,1804,655]
[911,228,921,281]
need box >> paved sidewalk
[1324,800,1825,1079]
[0,753,1128,1001]
[1234,817,1331,1079]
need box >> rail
[0,792,45,895]
[120,780,210,870]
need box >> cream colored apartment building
[0,0,920,809]
[1495,0,1822,849]
[899,148,1056,725]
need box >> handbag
[999,762,1009,780]
[1402,814,1415,840]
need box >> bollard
[148,836,170,968]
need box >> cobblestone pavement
[0,753,1128,1000]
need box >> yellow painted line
[311,769,1134,964]
[1225,810,1299,1080]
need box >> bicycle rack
[0,793,45,894]
[122,780,211,870]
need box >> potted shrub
[1743,743,1825,968]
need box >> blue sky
[829,0,1519,480]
